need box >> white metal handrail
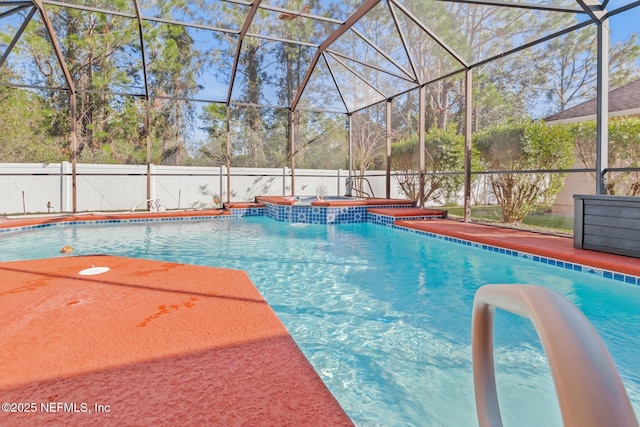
[347,175,375,198]
[472,284,638,427]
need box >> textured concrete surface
[0,255,352,426]
[0,209,229,229]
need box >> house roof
[544,78,640,124]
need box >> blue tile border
[367,211,445,227]
[391,222,640,287]
[0,214,231,234]
[259,202,412,224]
[230,207,266,218]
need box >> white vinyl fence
[0,163,408,215]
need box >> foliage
[0,86,65,162]
[350,112,385,175]
[392,126,469,205]
[572,117,640,195]
[4,1,206,165]
[445,205,574,233]
[0,1,638,179]
[189,103,228,166]
[473,120,574,222]
[293,112,347,170]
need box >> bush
[473,120,574,223]
[392,127,468,205]
[573,117,640,195]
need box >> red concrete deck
[255,196,296,205]
[0,209,229,230]
[0,256,352,426]
[311,198,415,207]
[368,207,447,217]
[397,219,640,277]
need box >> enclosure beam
[327,48,415,83]
[33,0,79,211]
[575,0,606,24]
[70,92,77,213]
[226,0,262,105]
[387,1,420,83]
[348,114,353,179]
[391,0,469,69]
[418,85,426,208]
[0,6,35,69]
[440,0,585,13]
[133,0,153,209]
[290,0,381,112]
[0,2,31,15]
[32,0,75,94]
[290,110,296,197]
[386,99,392,199]
[323,53,350,113]
[327,53,389,99]
[596,20,609,195]
[464,69,472,223]
[349,29,416,82]
[226,106,231,203]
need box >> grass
[442,205,574,235]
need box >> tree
[13,1,205,164]
[474,120,574,222]
[189,103,228,166]
[573,117,640,196]
[392,127,468,205]
[144,19,206,165]
[0,85,64,162]
[350,112,385,175]
[537,29,640,114]
[293,112,347,170]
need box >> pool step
[367,207,447,220]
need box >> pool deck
[2,207,640,424]
[0,208,230,229]
[0,255,352,426]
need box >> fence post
[61,161,72,212]
[149,163,156,208]
[220,165,225,203]
[283,167,287,196]
[337,169,342,196]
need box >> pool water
[1,217,639,426]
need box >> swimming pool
[1,217,639,425]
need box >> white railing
[472,284,638,427]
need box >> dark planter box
[574,194,640,258]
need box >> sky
[610,5,640,42]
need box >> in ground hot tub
[254,196,413,224]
